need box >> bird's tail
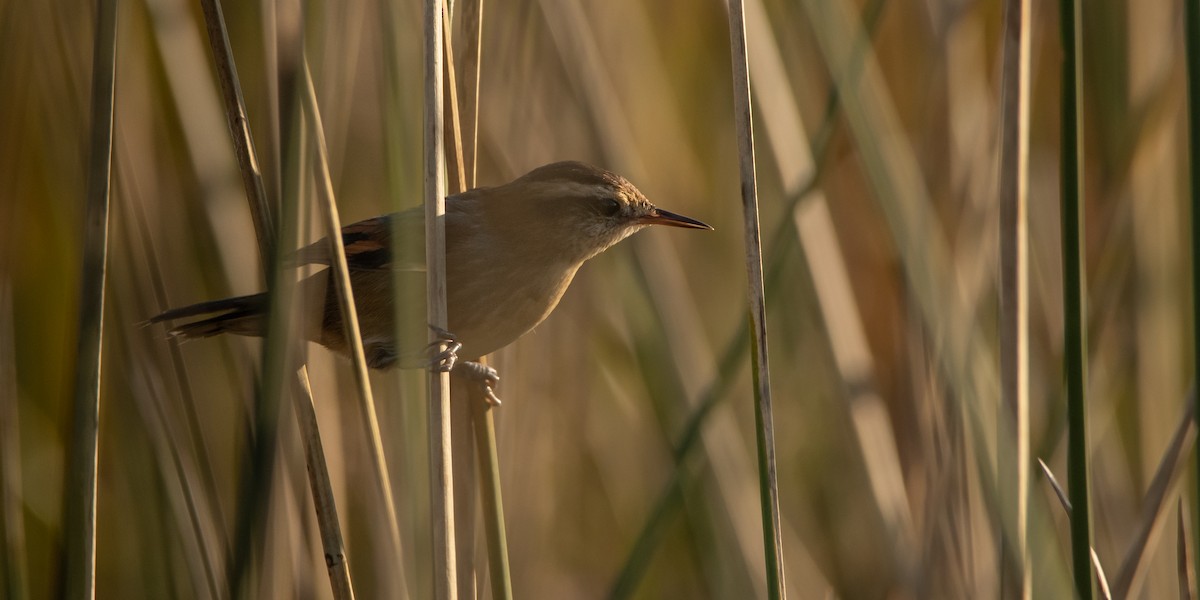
[144,293,269,339]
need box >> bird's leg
[425,325,463,372]
[456,361,501,406]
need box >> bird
[148,161,711,398]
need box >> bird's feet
[425,325,463,372]
[457,361,501,406]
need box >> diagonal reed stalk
[194,0,288,590]
[299,51,422,599]
[197,0,376,596]
[1180,501,1194,600]
[1036,460,1111,599]
[116,130,233,561]
[1113,391,1197,598]
[1058,0,1092,596]
[61,0,118,596]
[724,0,785,596]
[198,0,274,263]
[423,0,458,596]
[997,0,1032,595]
[293,368,355,599]
[113,160,223,596]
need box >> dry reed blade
[61,0,118,595]
[793,0,1062,584]
[301,50,404,567]
[1179,500,1194,600]
[113,162,224,595]
[423,0,458,596]
[195,0,287,590]
[117,132,231,554]
[1112,393,1198,599]
[121,341,221,597]
[724,0,785,596]
[293,369,355,599]
[438,15,475,596]
[1037,460,1111,599]
[997,0,1032,594]
[197,0,275,262]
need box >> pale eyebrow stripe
[528,181,613,198]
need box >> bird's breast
[445,238,581,359]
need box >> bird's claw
[458,361,501,406]
[425,325,462,373]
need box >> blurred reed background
[0,0,1193,597]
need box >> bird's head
[494,161,712,262]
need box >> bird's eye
[600,198,621,217]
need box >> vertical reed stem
[61,0,118,596]
[1186,0,1200,591]
[998,0,1032,595]
[424,0,457,596]
[724,0,785,597]
[1059,0,1092,596]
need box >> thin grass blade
[1113,393,1197,598]
[724,0,785,596]
[300,53,404,579]
[61,0,118,595]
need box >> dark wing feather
[290,210,425,272]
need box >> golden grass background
[0,0,1191,597]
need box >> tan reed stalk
[423,0,458,596]
[997,0,1032,595]
[293,368,355,599]
[440,11,478,594]
[197,0,274,262]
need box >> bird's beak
[638,208,713,230]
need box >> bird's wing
[290,210,426,272]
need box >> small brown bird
[150,161,711,381]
